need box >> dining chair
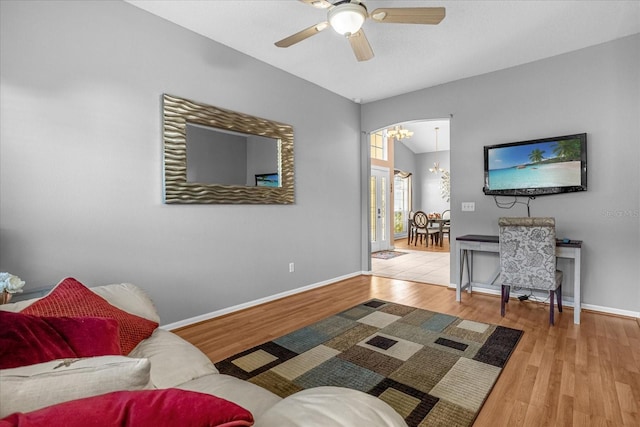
[407,211,415,245]
[426,216,441,246]
[498,217,563,325]
[413,211,439,247]
[440,209,451,245]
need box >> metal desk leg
[457,248,464,301]
[467,250,473,295]
[457,247,474,303]
[574,250,581,324]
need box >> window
[370,131,387,161]
[370,175,387,244]
[394,171,412,236]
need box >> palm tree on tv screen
[552,139,582,161]
[528,148,545,163]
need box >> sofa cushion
[0,389,254,427]
[255,386,408,427]
[0,356,152,417]
[129,328,219,388]
[21,278,158,354]
[178,374,281,420]
[0,311,121,369]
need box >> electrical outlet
[289,262,295,273]
[461,202,475,212]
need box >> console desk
[456,234,583,324]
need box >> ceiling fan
[275,0,445,62]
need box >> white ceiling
[125,0,639,153]
[394,119,450,154]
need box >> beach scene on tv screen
[488,139,582,190]
[256,173,279,187]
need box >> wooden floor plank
[172,275,640,426]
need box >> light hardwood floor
[393,236,451,253]
[174,275,640,426]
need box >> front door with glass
[370,166,390,252]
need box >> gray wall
[0,0,362,324]
[1,1,637,322]
[416,151,450,216]
[393,141,417,176]
[392,143,451,216]
[363,34,640,314]
[392,142,419,211]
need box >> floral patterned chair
[498,217,563,325]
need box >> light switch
[461,202,475,212]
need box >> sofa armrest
[255,387,408,427]
[128,328,218,387]
[177,374,282,420]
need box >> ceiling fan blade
[275,21,329,48]
[298,0,333,9]
[348,29,374,62]
[370,7,446,25]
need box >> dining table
[407,214,450,247]
[428,217,450,246]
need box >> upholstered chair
[441,209,451,243]
[498,217,563,325]
[412,211,439,247]
[407,211,415,245]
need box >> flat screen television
[483,133,587,196]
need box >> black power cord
[493,196,535,217]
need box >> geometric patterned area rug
[216,300,524,427]
[371,250,408,260]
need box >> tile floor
[371,248,451,286]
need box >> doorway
[368,119,451,285]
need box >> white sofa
[1,283,407,427]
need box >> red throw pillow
[0,389,254,427]
[21,278,158,354]
[0,311,121,369]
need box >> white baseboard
[160,274,638,330]
[446,283,640,319]
[160,271,364,330]
[580,303,640,319]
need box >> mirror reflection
[186,123,279,186]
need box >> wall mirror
[163,94,294,204]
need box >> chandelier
[387,125,413,141]
[429,127,445,174]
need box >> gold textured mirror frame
[163,94,294,204]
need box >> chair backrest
[442,210,450,220]
[498,217,557,289]
[413,211,428,228]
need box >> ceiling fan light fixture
[328,3,367,35]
